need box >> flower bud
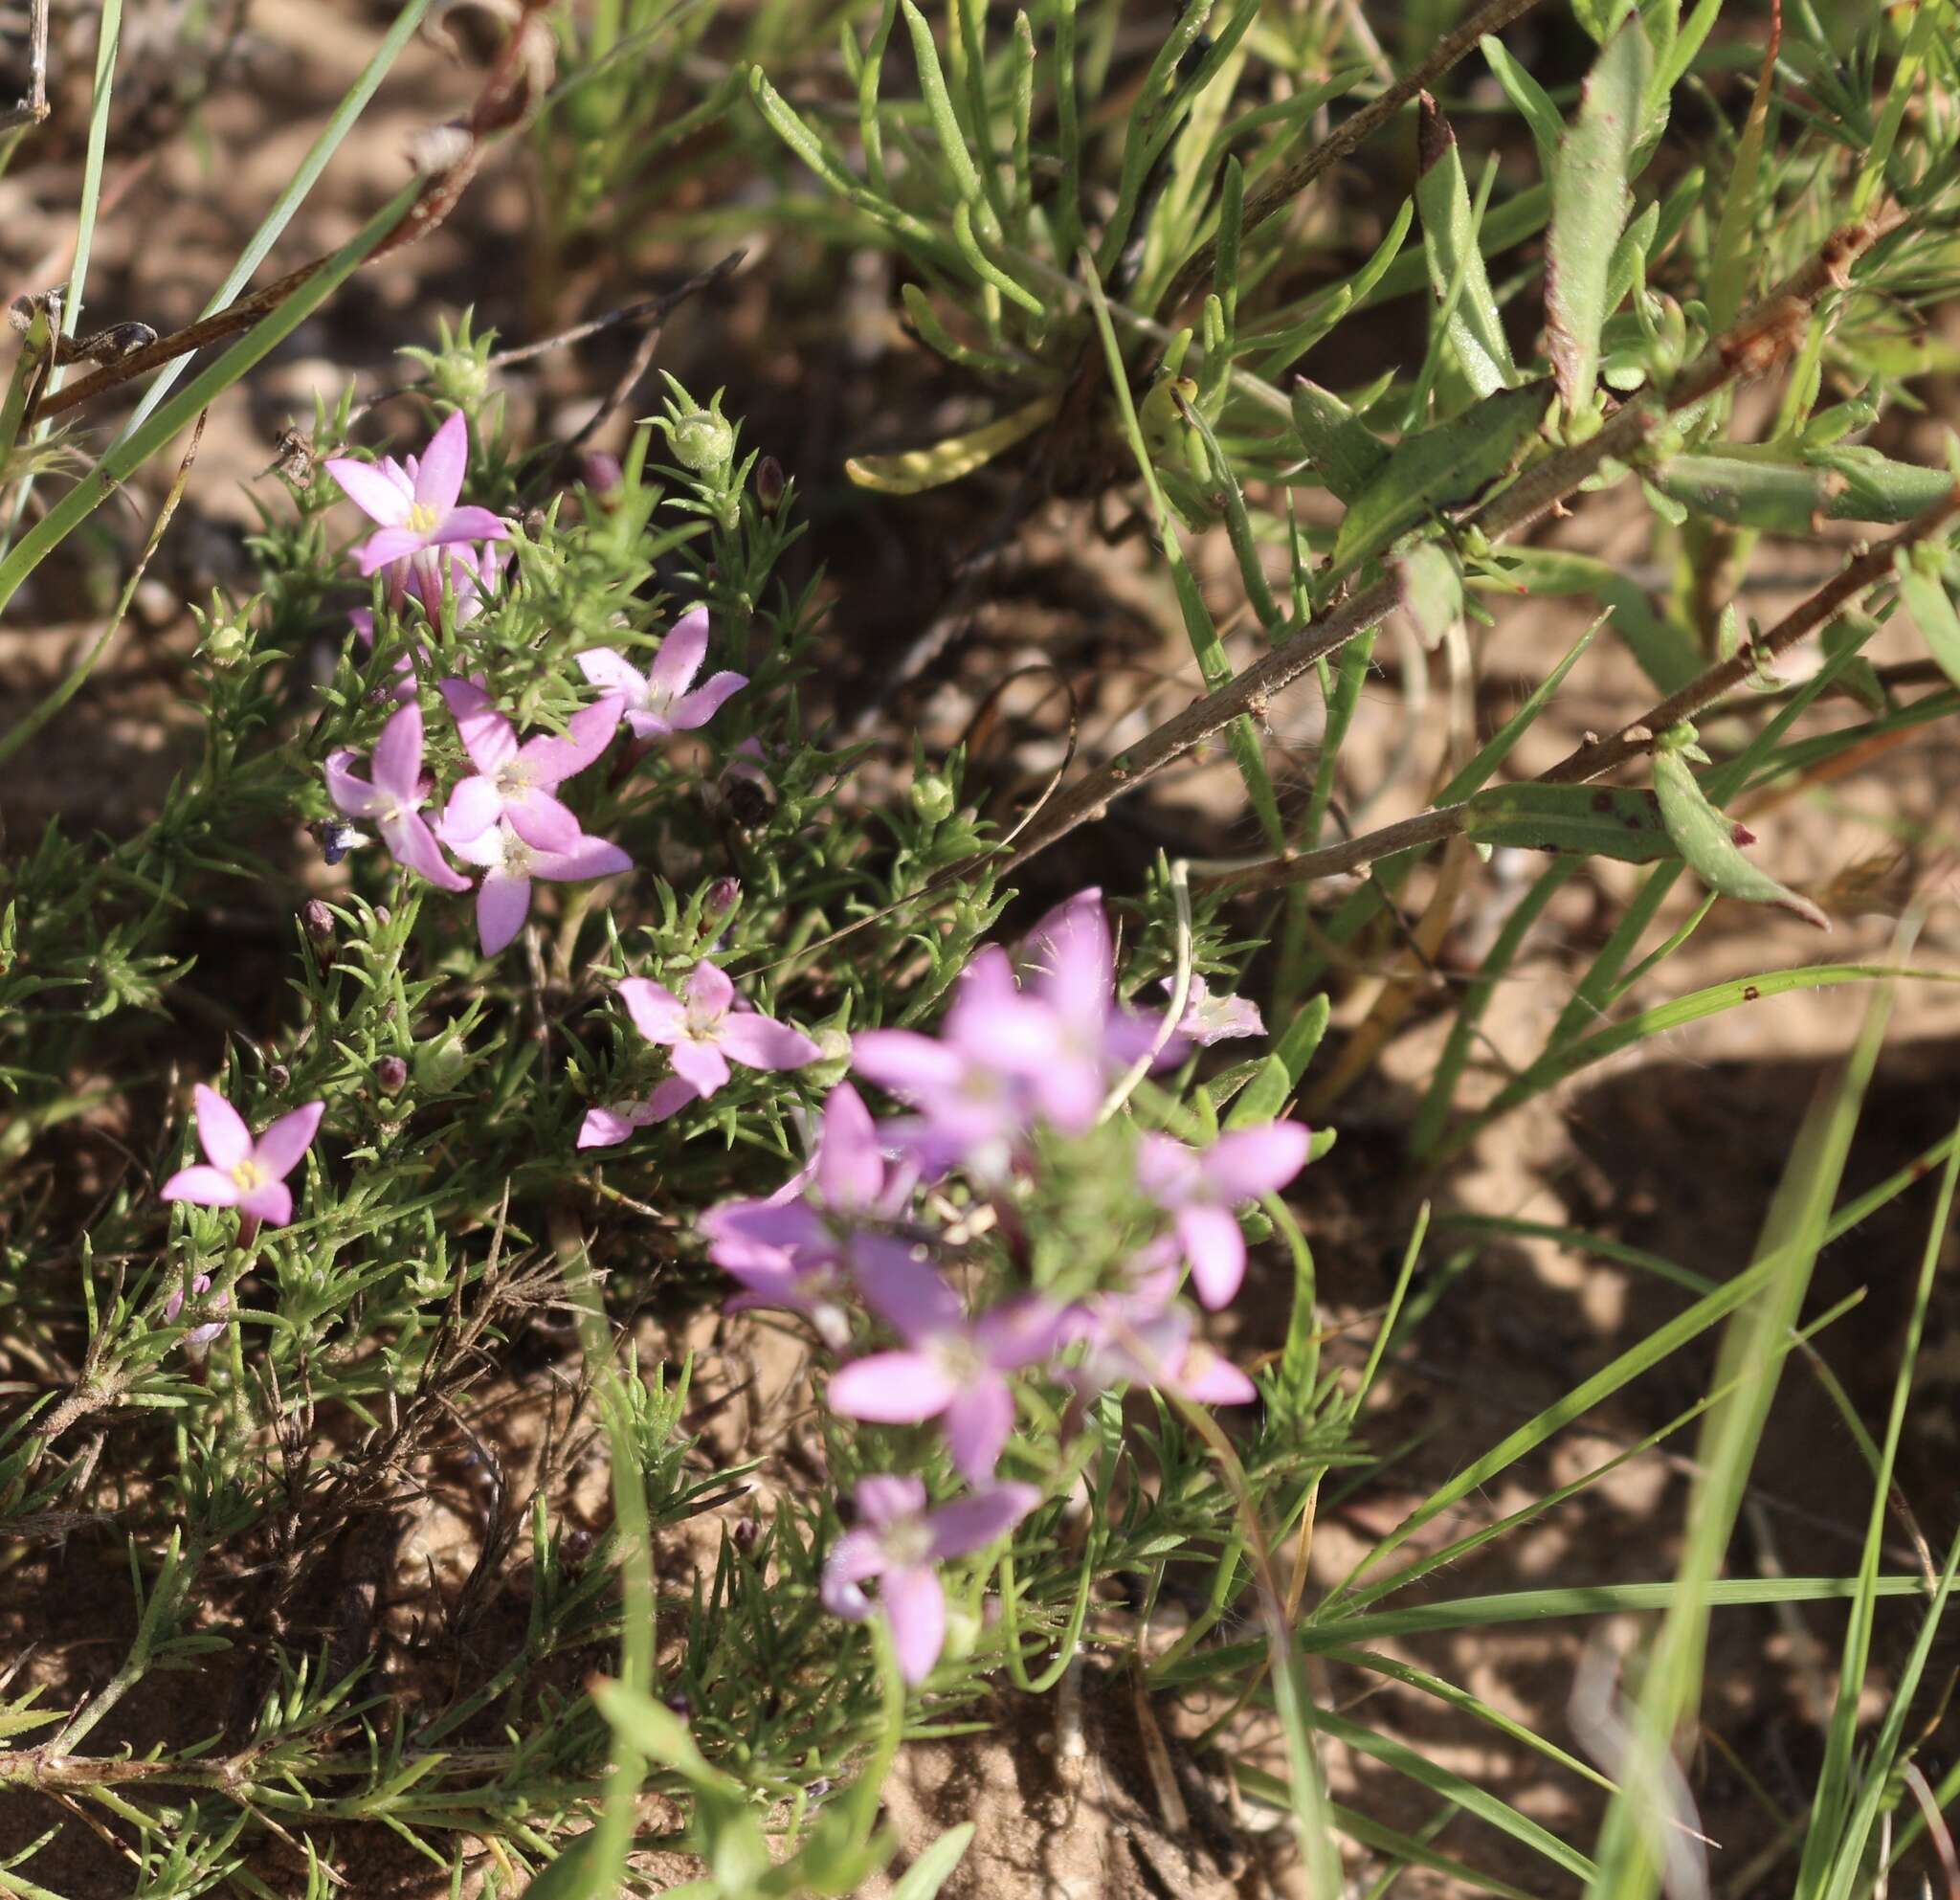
[732,1518,759,1553]
[670,409,734,478]
[756,455,786,512]
[375,1055,408,1095]
[413,1023,474,1093]
[582,451,623,497]
[703,877,741,925]
[909,773,955,825]
[266,1062,291,1091]
[301,898,335,943]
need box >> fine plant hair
[3,3,1960,1899]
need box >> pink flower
[323,412,509,612]
[447,819,632,955]
[437,679,623,855]
[615,962,820,1100]
[323,703,469,892]
[575,607,746,741]
[854,891,1162,1170]
[164,1273,231,1350]
[1136,1124,1312,1308]
[1067,1265,1256,1407]
[575,1076,700,1151]
[828,1268,1065,1482]
[700,1084,919,1346]
[161,1085,324,1230]
[822,1475,1039,1684]
[1166,973,1264,1046]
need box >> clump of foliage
[4,1,1960,1897]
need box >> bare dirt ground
[4,4,1958,1895]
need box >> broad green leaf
[1651,732,1828,928]
[1650,448,1954,530]
[1330,381,1548,575]
[1224,1054,1290,1129]
[1894,544,1960,690]
[1415,95,1516,398]
[845,393,1059,493]
[1546,12,1651,419]
[1462,782,1675,862]
[1289,378,1389,502]
[1400,541,1462,648]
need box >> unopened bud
[910,773,955,825]
[756,455,786,512]
[301,898,335,942]
[582,451,622,497]
[670,409,734,477]
[704,877,741,923]
[732,1518,759,1552]
[266,1062,291,1091]
[375,1055,408,1095]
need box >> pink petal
[668,1038,731,1098]
[531,833,631,881]
[519,697,621,785]
[1181,1347,1257,1406]
[1136,1132,1201,1209]
[926,1484,1040,1560]
[855,1254,963,1342]
[354,526,429,575]
[380,812,472,892]
[644,1076,700,1120]
[323,752,386,819]
[1204,1123,1312,1202]
[816,1084,883,1209]
[1180,1205,1247,1309]
[237,1179,295,1227]
[820,1528,887,1621]
[439,678,518,772]
[647,606,710,697]
[577,1106,638,1151]
[669,671,747,731]
[828,1350,957,1422]
[425,505,509,548]
[370,704,425,803]
[944,1378,1014,1482]
[412,410,469,517]
[882,1564,947,1685]
[252,1101,324,1178]
[503,788,583,854]
[439,775,503,845]
[855,1474,929,1529]
[575,647,650,709]
[324,457,412,527]
[161,1164,241,1208]
[973,1297,1068,1370]
[617,978,685,1044]
[851,1031,967,1102]
[683,961,734,1018]
[477,871,532,954]
[718,1014,820,1072]
[193,1085,251,1172]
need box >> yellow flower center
[230,1158,265,1192]
[406,501,439,534]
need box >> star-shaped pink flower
[447,818,632,955]
[161,1085,324,1229]
[575,607,746,740]
[323,412,508,610]
[437,678,623,855]
[323,703,469,891]
[615,962,820,1099]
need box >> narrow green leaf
[1480,33,1562,176]
[1416,94,1516,398]
[1652,731,1828,928]
[1331,382,1548,576]
[1650,449,1954,531]
[1224,1055,1290,1130]
[1546,12,1651,419]
[890,1824,976,1900]
[1894,544,1960,690]
[1462,782,1675,862]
